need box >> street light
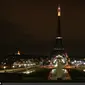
[3,66,6,69]
[83,69,85,72]
[3,66,6,72]
[12,65,15,72]
[12,65,15,68]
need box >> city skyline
[0,0,85,60]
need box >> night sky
[0,0,85,60]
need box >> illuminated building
[50,4,68,66]
[48,5,71,79]
[15,50,21,55]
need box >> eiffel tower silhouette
[50,5,68,64]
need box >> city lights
[3,66,6,69]
[12,65,15,68]
[83,69,85,72]
[0,3,85,82]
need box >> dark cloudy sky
[0,0,85,59]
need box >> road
[0,65,85,82]
[21,65,85,81]
[0,65,39,73]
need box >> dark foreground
[0,68,85,82]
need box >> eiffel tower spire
[57,4,61,37]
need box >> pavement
[0,65,39,73]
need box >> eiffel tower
[50,5,68,65]
[53,5,64,55]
